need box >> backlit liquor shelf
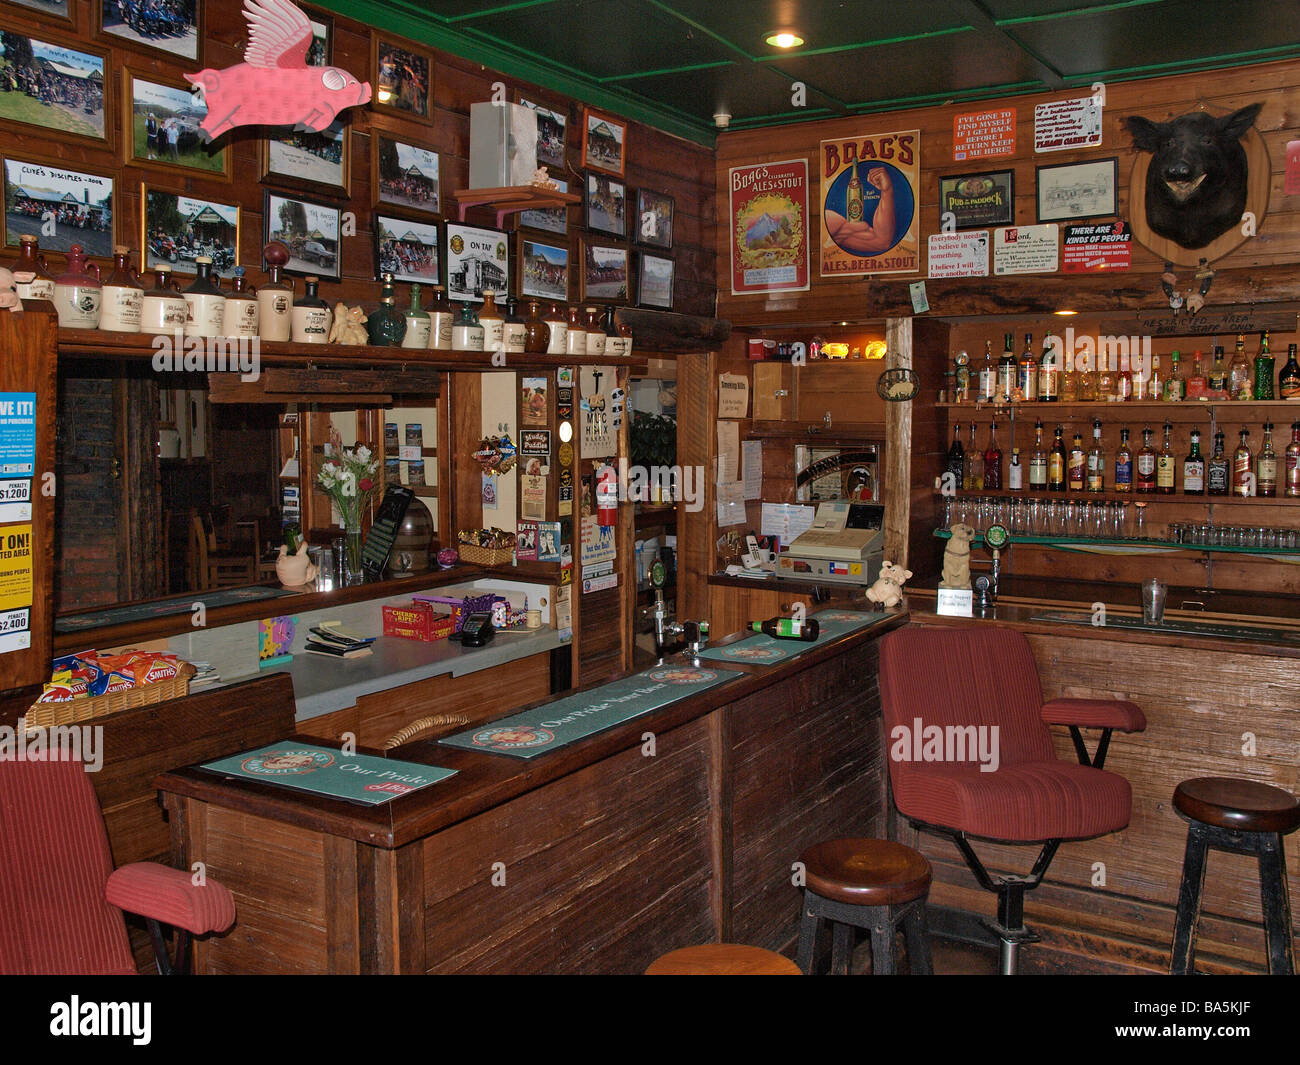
[938,400,1300,419]
[934,529,1300,556]
[939,488,1300,506]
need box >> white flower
[355,445,371,464]
[339,471,357,497]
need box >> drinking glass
[1141,578,1167,625]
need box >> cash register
[776,500,884,586]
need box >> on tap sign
[0,392,37,655]
[820,130,920,277]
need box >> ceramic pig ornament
[186,0,371,139]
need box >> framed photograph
[444,222,508,302]
[141,186,239,278]
[373,132,439,215]
[263,191,340,280]
[7,1,72,22]
[938,170,1015,230]
[3,157,113,256]
[583,171,625,237]
[516,234,568,301]
[1036,158,1118,223]
[262,119,349,197]
[519,176,567,234]
[581,107,625,177]
[636,252,674,310]
[374,213,440,284]
[518,95,566,170]
[634,188,674,249]
[304,8,332,65]
[580,239,629,303]
[372,36,432,122]
[124,69,227,178]
[98,0,199,64]
[0,29,108,143]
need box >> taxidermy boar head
[1125,104,1262,249]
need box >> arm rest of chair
[106,863,236,936]
[1041,698,1147,733]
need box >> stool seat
[800,838,931,907]
[1174,777,1300,835]
[646,944,801,975]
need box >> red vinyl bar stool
[1170,777,1300,975]
[794,838,933,975]
[646,944,802,975]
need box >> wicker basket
[25,662,195,731]
[457,542,514,566]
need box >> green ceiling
[322,0,1300,144]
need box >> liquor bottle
[1086,420,1105,492]
[565,305,588,356]
[428,285,455,350]
[1048,425,1067,491]
[1207,344,1229,398]
[140,264,189,333]
[946,422,965,487]
[996,332,1016,404]
[1228,333,1252,401]
[1285,421,1300,498]
[1029,419,1048,491]
[1150,352,1164,401]
[1233,429,1254,497]
[1067,430,1086,491]
[98,246,144,334]
[1186,349,1209,401]
[1156,421,1176,494]
[401,283,432,349]
[53,244,101,330]
[1257,422,1278,498]
[1253,332,1275,400]
[524,300,550,354]
[1114,427,1133,493]
[584,306,607,357]
[1164,350,1184,402]
[6,234,55,302]
[1136,426,1157,493]
[846,163,864,224]
[751,616,820,642]
[1183,429,1205,495]
[367,272,407,346]
[1038,330,1059,402]
[1280,344,1300,400]
[258,243,294,342]
[544,304,568,355]
[953,348,970,402]
[1008,447,1023,491]
[1132,350,1151,401]
[181,255,223,339]
[502,296,527,354]
[602,305,626,357]
[477,290,504,352]
[1096,352,1115,403]
[290,276,331,344]
[451,301,484,350]
[1017,332,1037,402]
[222,267,259,339]
[1078,346,1098,402]
[617,315,634,359]
[983,423,1002,490]
[1207,431,1230,496]
[1060,342,1079,403]
[977,340,996,403]
[966,423,984,490]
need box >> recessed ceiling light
[765,31,804,48]
[1054,309,1078,316]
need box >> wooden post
[884,317,912,568]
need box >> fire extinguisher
[596,463,618,526]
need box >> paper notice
[760,503,815,546]
[716,482,746,527]
[993,224,1059,275]
[718,373,749,419]
[742,439,763,500]
[927,231,990,278]
[717,420,739,484]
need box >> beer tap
[650,560,684,659]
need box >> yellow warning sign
[0,523,34,612]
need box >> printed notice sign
[953,108,1016,160]
[0,523,33,612]
[1034,97,1102,152]
[994,225,1059,275]
[928,231,990,278]
[0,476,32,524]
[0,605,30,654]
[729,158,810,295]
[0,392,36,475]
[1063,221,1132,272]
[718,373,749,419]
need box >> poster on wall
[953,108,1016,161]
[927,231,990,278]
[993,224,1059,274]
[819,130,920,277]
[728,159,810,295]
[1062,221,1132,272]
[1034,97,1103,152]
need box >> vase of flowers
[316,442,379,584]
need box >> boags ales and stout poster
[820,129,920,276]
[729,159,810,295]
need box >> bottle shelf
[934,529,1300,557]
[939,399,1300,418]
[936,489,1300,506]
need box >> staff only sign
[820,130,920,277]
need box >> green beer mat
[200,743,457,805]
[696,610,883,666]
[440,664,742,759]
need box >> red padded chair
[0,754,235,975]
[878,626,1146,973]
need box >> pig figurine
[186,0,371,139]
[0,268,22,311]
[1125,104,1262,249]
[866,560,912,609]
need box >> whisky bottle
[1207,431,1230,496]
[1183,429,1205,495]
[366,272,407,346]
[946,422,965,487]
[290,275,330,344]
[1186,350,1209,401]
[1048,425,1067,491]
[1136,426,1156,493]
[1257,422,1278,498]
[1147,353,1162,401]
[1038,330,1059,402]
[584,306,607,358]
[977,339,996,403]
[1115,351,1133,401]
[1114,427,1133,493]
[996,332,1016,404]
[452,301,484,350]
[477,290,505,351]
[503,296,528,354]
[6,234,55,302]
[1067,430,1086,492]
[966,423,984,490]
[983,422,1002,490]
[1163,350,1184,402]
[1207,344,1229,398]
[1156,421,1176,494]
[1018,333,1037,402]
[1229,333,1252,401]
[1086,420,1105,492]
[1233,429,1254,497]
[1029,419,1048,491]
[1279,344,1300,400]
[1060,341,1079,402]
[1253,332,1275,400]
[1008,447,1023,491]
[99,246,144,333]
[1284,421,1300,498]
[401,283,432,349]
[181,255,224,339]
[428,285,455,350]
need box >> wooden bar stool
[795,838,933,975]
[646,944,801,975]
[1170,777,1300,975]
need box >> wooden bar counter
[155,611,905,974]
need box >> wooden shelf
[939,399,1300,420]
[938,489,1300,506]
[453,184,581,228]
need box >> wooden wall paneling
[448,373,482,537]
[883,317,912,567]
[616,366,634,672]
[675,351,714,622]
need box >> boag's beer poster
[820,130,920,276]
[729,159,810,295]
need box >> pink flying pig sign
[186,0,371,139]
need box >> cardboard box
[382,602,455,642]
